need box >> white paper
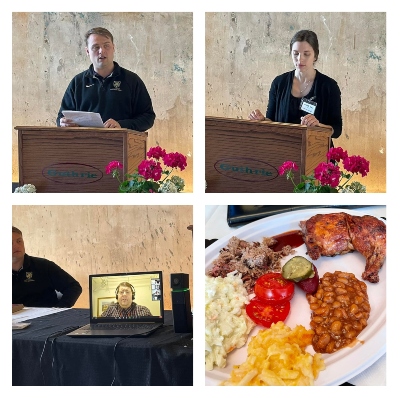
[12,307,70,322]
[62,110,104,128]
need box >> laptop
[67,270,164,337]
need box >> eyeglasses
[119,290,132,295]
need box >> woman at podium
[249,30,342,145]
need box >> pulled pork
[207,236,294,293]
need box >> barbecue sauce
[271,230,304,252]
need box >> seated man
[57,27,155,131]
[12,226,82,307]
[101,282,152,318]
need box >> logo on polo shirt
[24,272,35,282]
[111,81,122,91]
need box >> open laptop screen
[89,271,164,324]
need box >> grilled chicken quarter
[299,213,386,283]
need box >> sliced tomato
[254,273,295,304]
[246,298,290,328]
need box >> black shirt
[12,254,82,307]
[56,62,155,132]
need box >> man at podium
[249,30,342,145]
[57,27,155,132]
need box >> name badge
[299,97,317,115]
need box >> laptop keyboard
[91,323,157,330]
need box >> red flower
[278,161,299,176]
[105,160,123,174]
[343,155,370,177]
[314,162,341,187]
[163,152,187,171]
[147,146,167,160]
[326,147,348,163]
[138,159,163,181]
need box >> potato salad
[205,271,255,371]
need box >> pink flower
[278,161,299,176]
[105,160,123,174]
[326,147,348,163]
[343,155,370,177]
[138,159,163,181]
[163,152,187,171]
[314,162,341,187]
[147,146,167,160]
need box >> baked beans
[306,271,370,353]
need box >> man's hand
[103,119,121,128]
[59,117,79,127]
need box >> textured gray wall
[206,12,386,192]
[12,205,193,310]
[12,12,193,191]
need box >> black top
[56,62,156,132]
[266,69,342,139]
[12,254,82,307]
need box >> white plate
[205,208,386,386]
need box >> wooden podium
[16,126,147,193]
[205,117,333,193]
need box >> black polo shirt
[12,254,82,307]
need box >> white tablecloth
[205,205,386,386]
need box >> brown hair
[290,30,319,62]
[84,27,114,46]
[12,226,22,235]
[116,282,135,295]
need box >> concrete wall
[206,12,386,192]
[12,205,193,310]
[12,12,193,191]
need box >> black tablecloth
[12,309,193,386]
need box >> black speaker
[170,273,192,333]
[170,273,189,290]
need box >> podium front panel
[205,117,331,193]
[17,127,147,193]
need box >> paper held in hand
[62,110,104,128]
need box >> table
[205,205,386,386]
[12,309,193,386]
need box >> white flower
[14,184,37,193]
[340,181,367,193]
[169,175,185,192]
[158,180,178,193]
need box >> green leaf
[318,185,339,193]
[142,181,160,192]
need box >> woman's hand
[248,109,266,121]
[300,114,319,127]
